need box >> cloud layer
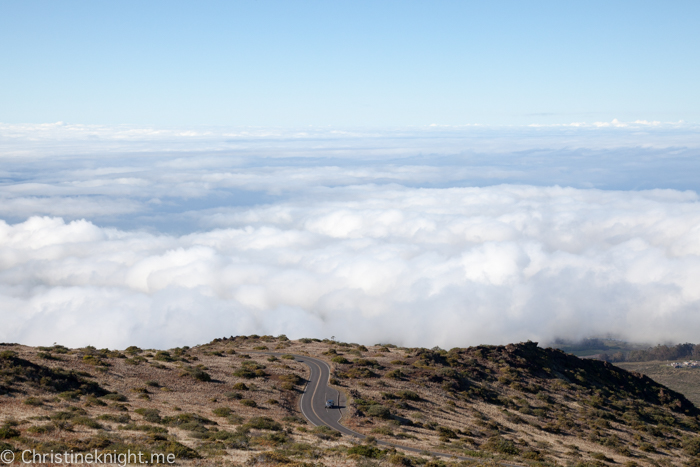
[2,185,700,349]
[1,122,699,349]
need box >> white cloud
[1,185,700,349]
[2,123,700,349]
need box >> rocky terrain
[1,336,699,466]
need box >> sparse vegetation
[2,337,699,466]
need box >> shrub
[72,417,103,429]
[281,354,295,360]
[245,417,282,431]
[160,440,200,459]
[213,407,232,417]
[437,426,458,439]
[348,445,383,458]
[279,373,304,385]
[161,413,214,429]
[97,414,131,423]
[227,414,245,425]
[684,437,700,456]
[82,354,109,366]
[135,408,161,423]
[592,452,614,462]
[27,424,55,434]
[232,382,248,390]
[396,390,420,401]
[125,346,142,355]
[58,390,82,400]
[639,442,656,453]
[313,425,341,440]
[483,436,520,456]
[332,356,350,364]
[85,395,107,406]
[354,358,381,367]
[0,426,20,439]
[345,368,378,379]
[240,399,257,408]
[101,393,127,402]
[180,366,211,382]
[23,397,43,406]
[366,404,391,419]
[152,351,173,362]
[371,426,394,436]
[226,392,243,400]
[232,368,256,378]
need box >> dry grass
[1,338,699,467]
[616,360,700,407]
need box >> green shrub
[101,393,127,402]
[153,351,174,362]
[50,407,87,420]
[125,346,142,355]
[0,426,20,439]
[225,392,243,400]
[683,437,700,456]
[591,452,614,462]
[72,417,103,429]
[180,366,211,382]
[232,368,257,379]
[135,408,161,423]
[27,424,55,434]
[436,426,458,439]
[331,356,350,364]
[396,390,420,401]
[213,407,232,417]
[371,426,394,436]
[483,436,520,456]
[240,399,257,408]
[281,354,295,360]
[354,358,381,367]
[85,395,107,406]
[161,413,214,429]
[97,414,131,423]
[366,404,391,419]
[313,425,341,440]
[160,440,200,459]
[348,445,383,458]
[639,442,656,453]
[345,367,378,379]
[245,417,282,431]
[23,397,43,406]
[232,382,248,390]
[58,390,82,400]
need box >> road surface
[288,353,521,465]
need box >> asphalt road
[292,354,524,465]
[251,351,520,465]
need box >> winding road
[287,353,521,465]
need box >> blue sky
[2,0,699,126]
[2,2,700,348]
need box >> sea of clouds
[1,121,699,349]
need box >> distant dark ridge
[601,343,700,363]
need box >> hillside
[1,337,699,467]
[614,361,700,409]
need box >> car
[325,399,334,408]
